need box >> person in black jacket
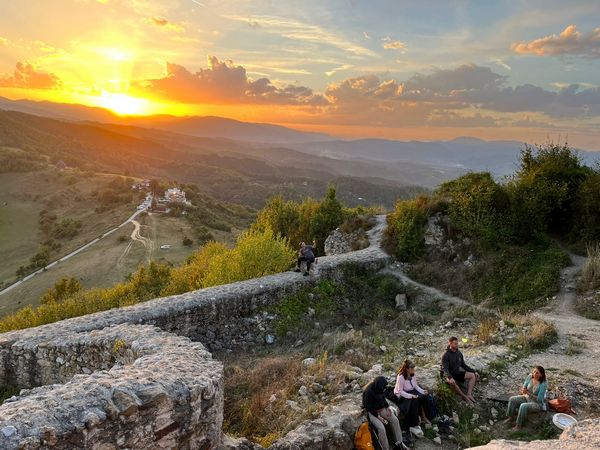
[362,376,406,450]
[440,336,479,405]
[294,241,315,276]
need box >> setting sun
[95,91,150,116]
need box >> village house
[164,187,191,205]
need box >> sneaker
[294,268,301,272]
[303,271,309,276]
[409,426,424,438]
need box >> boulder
[324,228,352,256]
[395,294,408,311]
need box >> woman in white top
[394,359,430,436]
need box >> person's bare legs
[464,372,477,403]
[448,379,473,405]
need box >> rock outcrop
[469,419,600,450]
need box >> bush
[385,195,434,261]
[163,230,295,296]
[253,185,356,255]
[473,242,570,311]
[437,172,510,247]
[202,229,295,287]
[0,262,171,333]
[223,357,305,443]
[182,236,193,246]
[508,143,589,240]
[41,277,82,305]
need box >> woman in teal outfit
[505,366,547,430]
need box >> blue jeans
[507,395,542,426]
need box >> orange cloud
[134,56,327,106]
[512,25,600,57]
[144,16,185,32]
[381,37,407,52]
[0,62,61,89]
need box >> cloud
[0,62,61,89]
[134,56,327,106]
[325,64,353,77]
[363,32,371,39]
[381,37,407,52]
[223,14,379,58]
[144,16,185,32]
[512,25,600,58]
[320,63,600,127]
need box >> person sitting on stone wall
[294,241,315,276]
[363,376,407,450]
[504,365,547,430]
[440,336,479,405]
[394,359,429,437]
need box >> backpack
[548,398,576,414]
[354,421,378,450]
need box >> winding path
[0,207,148,297]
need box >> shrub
[203,229,295,287]
[0,262,172,333]
[162,230,295,296]
[253,185,355,256]
[473,242,570,311]
[437,172,510,247]
[182,236,193,246]
[385,195,433,261]
[162,242,229,295]
[41,277,82,305]
[508,143,589,240]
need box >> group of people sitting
[362,336,548,449]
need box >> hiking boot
[294,268,301,272]
[303,271,309,276]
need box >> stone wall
[0,324,223,449]
[0,216,391,449]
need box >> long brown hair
[398,359,415,379]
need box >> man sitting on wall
[294,241,315,276]
[441,336,479,405]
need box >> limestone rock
[324,228,352,256]
[395,293,408,311]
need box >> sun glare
[96,91,149,115]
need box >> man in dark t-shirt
[441,336,479,405]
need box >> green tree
[508,143,589,239]
[41,277,82,305]
[309,184,344,253]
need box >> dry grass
[223,356,308,443]
[505,314,558,351]
[580,243,600,290]
[475,318,499,345]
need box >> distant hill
[0,109,421,208]
[0,96,332,144]
[290,137,600,178]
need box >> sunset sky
[1,0,600,148]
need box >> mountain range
[1,96,598,204]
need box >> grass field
[0,210,234,316]
[0,152,246,317]
[0,167,142,286]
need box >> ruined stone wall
[0,324,223,449]
[0,216,391,449]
